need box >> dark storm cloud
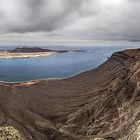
[0,0,140,42]
[0,0,87,33]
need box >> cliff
[0,48,140,140]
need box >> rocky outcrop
[0,126,22,140]
[0,48,140,140]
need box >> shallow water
[0,45,136,82]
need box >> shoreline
[0,51,56,59]
[0,66,97,84]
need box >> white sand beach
[0,51,56,59]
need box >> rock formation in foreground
[0,48,140,140]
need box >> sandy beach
[0,51,56,59]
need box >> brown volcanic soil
[0,49,140,140]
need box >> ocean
[0,45,137,82]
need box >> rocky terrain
[0,126,22,140]
[0,48,140,140]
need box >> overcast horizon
[0,0,140,45]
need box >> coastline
[0,66,97,84]
[0,51,56,59]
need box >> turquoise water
[0,46,136,82]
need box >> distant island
[0,47,68,59]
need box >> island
[0,47,68,59]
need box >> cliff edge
[0,48,140,140]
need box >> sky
[0,0,140,45]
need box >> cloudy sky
[0,0,140,45]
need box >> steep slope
[0,48,140,140]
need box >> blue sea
[0,45,137,82]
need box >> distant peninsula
[0,47,68,59]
